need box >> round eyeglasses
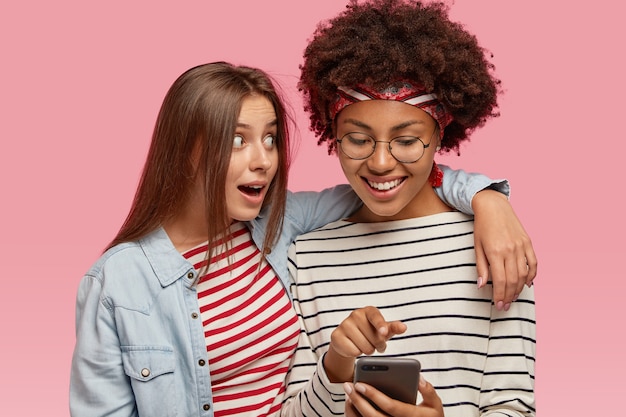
[336,128,437,163]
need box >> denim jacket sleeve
[254,185,363,289]
[259,169,508,289]
[281,164,508,232]
[436,164,510,215]
[70,271,138,417]
[283,185,362,234]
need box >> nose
[367,141,396,172]
[250,142,272,171]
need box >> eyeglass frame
[336,127,438,164]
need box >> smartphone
[353,357,421,405]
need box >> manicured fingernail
[354,383,366,394]
[419,375,427,387]
[477,277,483,288]
[513,294,519,301]
[496,301,504,311]
[343,382,353,395]
[504,303,511,311]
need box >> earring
[428,162,443,187]
[435,145,441,151]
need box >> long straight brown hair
[107,62,292,260]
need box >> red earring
[428,162,443,187]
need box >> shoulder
[81,242,158,301]
[80,229,192,309]
[85,241,146,281]
[291,219,352,256]
[434,211,474,230]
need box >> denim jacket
[69,166,507,417]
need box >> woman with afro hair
[283,1,536,416]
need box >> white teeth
[249,185,263,189]
[368,179,402,190]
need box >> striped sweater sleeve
[479,290,536,416]
[280,244,346,416]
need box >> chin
[229,209,262,223]
[360,207,405,222]
[361,200,402,216]
[372,212,403,220]
[233,215,259,223]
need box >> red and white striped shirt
[183,222,300,417]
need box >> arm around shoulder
[471,189,537,307]
[436,165,537,307]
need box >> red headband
[329,81,453,138]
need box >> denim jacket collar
[138,227,196,288]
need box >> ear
[435,125,443,152]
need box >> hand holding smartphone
[353,357,421,405]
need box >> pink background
[1,1,624,415]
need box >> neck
[163,198,210,253]
[348,186,453,223]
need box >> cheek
[225,156,243,187]
[338,155,363,184]
[338,154,352,175]
[412,153,436,179]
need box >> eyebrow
[342,118,425,132]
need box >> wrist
[323,348,357,383]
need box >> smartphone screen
[353,357,421,405]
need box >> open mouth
[366,178,405,191]
[238,185,264,196]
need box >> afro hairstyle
[298,0,502,154]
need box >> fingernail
[354,383,366,394]
[504,303,511,311]
[513,294,519,301]
[343,382,353,395]
[477,277,483,288]
[496,301,504,311]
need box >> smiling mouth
[366,178,405,191]
[238,185,264,196]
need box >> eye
[392,136,421,147]
[233,134,245,149]
[263,134,276,149]
[345,133,373,147]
